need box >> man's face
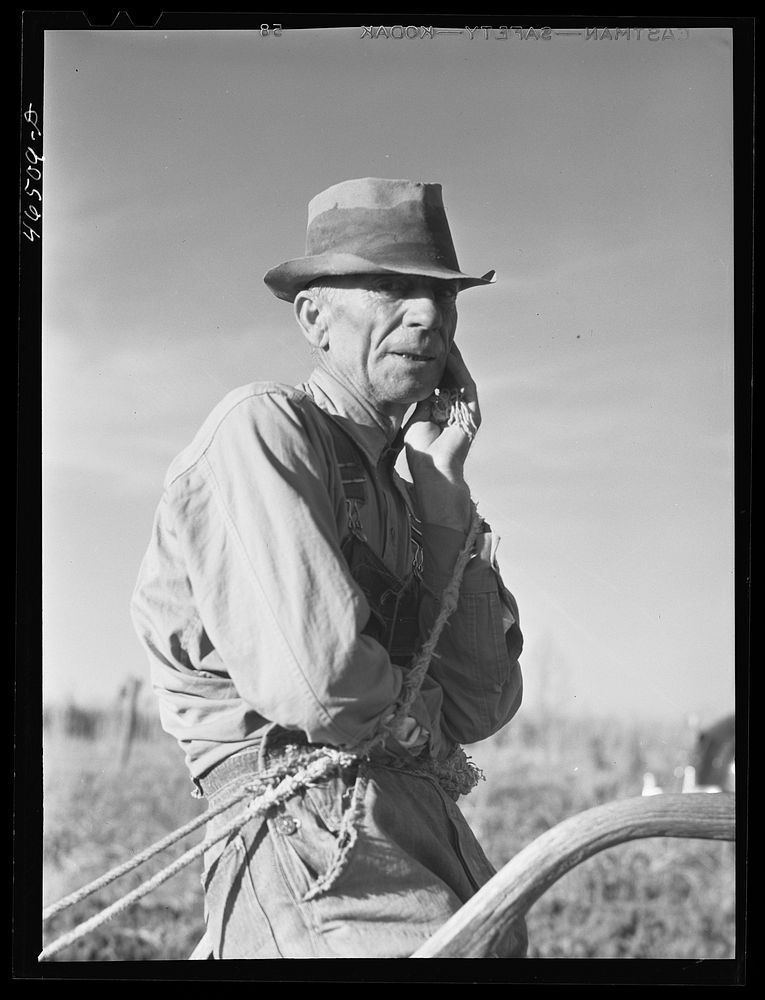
[313,274,459,417]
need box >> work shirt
[131,365,523,782]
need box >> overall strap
[324,419,368,505]
[319,415,369,541]
[318,408,422,578]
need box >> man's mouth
[390,352,438,363]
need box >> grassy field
[40,707,736,963]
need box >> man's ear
[294,289,330,350]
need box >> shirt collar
[301,365,405,467]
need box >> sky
[38,21,738,728]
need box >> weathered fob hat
[263,177,496,302]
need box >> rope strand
[41,745,343,923]
[42,783,251,921]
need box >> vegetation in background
[41,701,735,961]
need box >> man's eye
[370,277,457,302]
[373,277,406,295]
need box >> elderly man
[131,177,526,959]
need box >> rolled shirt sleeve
[417,522,524,749]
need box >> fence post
[117,677,142,767]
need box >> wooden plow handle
[412,792,736,958]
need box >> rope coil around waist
[199,735,484,806]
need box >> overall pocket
[268,763,366,902]
[201,815,283,958]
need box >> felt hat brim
[264,253,496,302]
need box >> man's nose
[403,287,443,328]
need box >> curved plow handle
[412,792,735,958]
